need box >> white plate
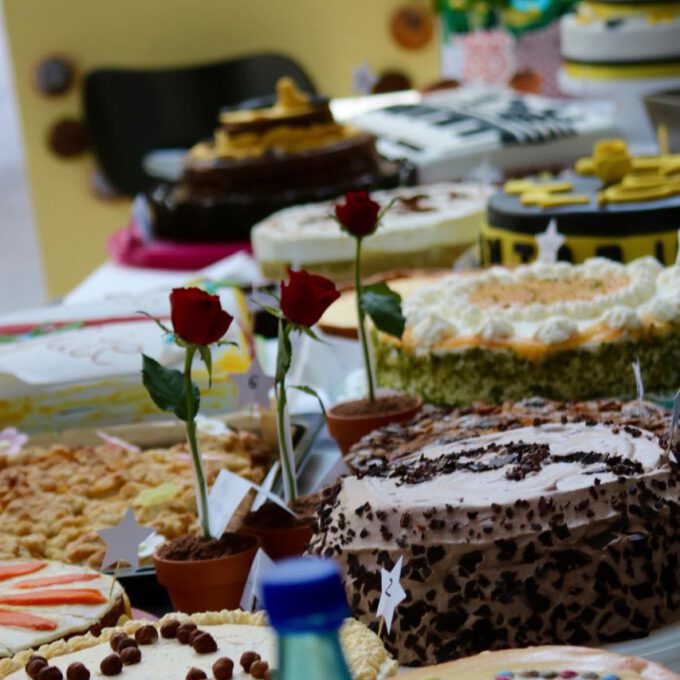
[606,621,680,671]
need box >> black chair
[83,53,317,195]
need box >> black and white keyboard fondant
[350,87,619,182]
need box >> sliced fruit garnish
[14,574,101,589]
[0,588,107,605]
[0,609,57,631]
[0,563,47,581]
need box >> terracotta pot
[240,522,312,561]
[153,533,259,613]
[326,394,422,453]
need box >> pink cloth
[108,222,251,271]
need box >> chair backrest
[83,53,316,195]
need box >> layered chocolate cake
[148,78,398,241]
[309,401,680,666]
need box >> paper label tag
[240,548,275,612]
[376,555,407,633]
[207,470,252,539]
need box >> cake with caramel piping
[309,404,680,666]
[374,256,680,406]
[149,77,395,242]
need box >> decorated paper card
[376,555,407,633]
[97,507,154,572]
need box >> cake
[558,0,680,142]
[348,85,619,182]
[345,397,669,473]
[148,78,397,242]
[0,611,398,680]
[399,645,680,680]
[374,256,680,406]
[482,140,680,266]
[252,184,491,281]
[309,406,680,665]
[0,560,127,657]
[0,428,268,568]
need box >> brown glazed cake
[148,77,397,242]
[309,399,680,666]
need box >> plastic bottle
[261,557,353,680]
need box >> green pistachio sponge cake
[374,257,680,405]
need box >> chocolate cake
[309,400,680,666]
[148,78,399,242]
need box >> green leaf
[141,354,200,422]
[290,385,327,418]
[299,324,329,345]
[198,346,212,388]
[260,304,283,319]
[275,324,292,384]
[360,282,406,339]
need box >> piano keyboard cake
[310,407,680,665]
[349,86,618,183]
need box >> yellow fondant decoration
[564,60,680,79]
[658,123,670,155]
[135,482,182,507]
[520,192,590,207]
[480,222,678,266]
[579,1,680,19]
[504,179,573,195]
[592,139,633,186]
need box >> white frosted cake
[559,0,680,142]
[0,561,127,657]
[0,612,397,680]
[375,256,680,405]
[251,183,490,281]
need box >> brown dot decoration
[120,647,142,666]
[240,651,261,673]
[99,654,123,676]
[66,663,90,680]
[109,633,126,652]
[192,632,218,654]
[177,622,198,644]
[134,624,159,645]
[25,657,48,679]
[250,660,269,679]
[186,668,207,680]
[160,619,181,639]
[37,667,63,680]
[390,5,435,50]
[116,637,138,653]
[34,56,75,96]
[372,71,413,94]
[47,118,88,158]
[212,657,234,680]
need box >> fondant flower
[280,269,340,327]
[170,287,234,346]
[335,191,381,238]
[0,427,27,457]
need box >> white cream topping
[403,256,679,352]
[2,621,396,680]
[342,423,663,512]
[251,183,491,264]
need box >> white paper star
[240,548,275,612]
[376,555,407,633]
[231,358,275,409]
[352,63,378,94]
[535,219,566,264]
[97,506,154,572]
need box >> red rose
[280,269,340,327]
[170,287,233,345]
[334,191,381,238]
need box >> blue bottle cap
[261,557,350,632]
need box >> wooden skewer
[658,123,670,156]
[377,617,385,639]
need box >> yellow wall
[3,0,439,296]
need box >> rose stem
[355,236,375,402]
[184,346,211,539]
[276,320,296,503]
